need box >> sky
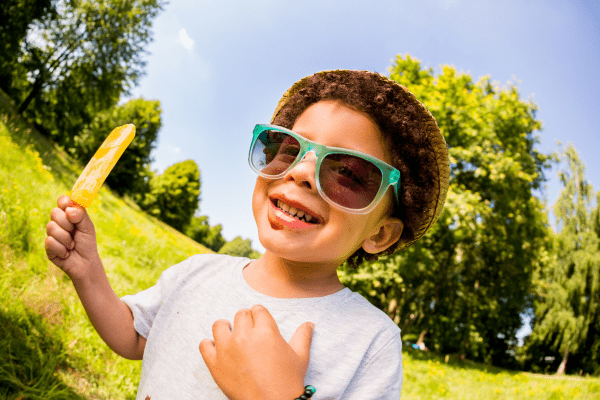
[127,0,600,338]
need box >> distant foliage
[76,98,162,201]
[0,0,55,96]
[218,236,262,259]
[525,145,600,376]
[140,160,200,232]
[340,54,553,368]
[185,215,227,252]
[7,0,164,150]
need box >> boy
[45,70,449,399]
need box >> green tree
[141,160,201,232]
[9,0,163,150]
[525,145,600,375]
[218,236,262,259]
[185,215,227,252]
[339,54,553,367]
[0,0,55,95]
[76,98,162,201]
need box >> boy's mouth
[270,198,320,224]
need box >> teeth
[279,200,290,212]
[275,199,316,223]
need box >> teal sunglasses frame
[248,124,401,215]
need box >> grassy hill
[0,91,213,399]
[0,91,599,399]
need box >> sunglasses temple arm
[393,182,401,208]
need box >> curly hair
[271,71,441,268]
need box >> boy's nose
[299,151,317,163]
[284,151,318,189]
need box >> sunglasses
[248,124,400,214]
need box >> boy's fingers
[251,304,279,331]
[57,195,74,211]
[65,206,95,236]
[288,322,315,368]
[46,220,75,250]
[50,207,75,233]
[233,308,253,332]
[199,338,217,366]
[45,235,70,261]
[212,319,232,347]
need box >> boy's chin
[259,243,350,266]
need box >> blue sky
[128,0,600,337]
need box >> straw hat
[271,70,450,251]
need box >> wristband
[294,385,316,400]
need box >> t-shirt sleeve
[340,330,403,399]
[120,256,196,339]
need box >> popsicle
[68,124,136,207]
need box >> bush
[218,236,262,259]
[140,160,200,232]
[185,215,227,252]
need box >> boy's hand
[45,195,101,282]
[200,305,314,400]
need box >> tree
[525,145,600,375]
[141,160,201,232]
[339,54,553,367]
[218,237,262,259]
[8,0,163,150]
[185,215,227,252]
[0,0,55,96]
[76,98,162,201]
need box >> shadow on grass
[404,347,521,376]
[0,307,87,400]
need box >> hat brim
[271,70,450,251]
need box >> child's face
[252,100,402,266]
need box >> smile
[274,199,317,223]
[267,196,322,230]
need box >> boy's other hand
[45,195,101,282]
[200,305,314,400]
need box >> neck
[243,251,345,298]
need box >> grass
[401,348,599,399]
[0,90,598,399]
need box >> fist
[45,195,101,282]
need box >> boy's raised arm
[45,195,145,360]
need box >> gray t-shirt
[121,254,402,399]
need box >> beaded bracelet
[294,385,316,400]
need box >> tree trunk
[18,77,43,114]
[416,330,427,350]
[556,347,569,375]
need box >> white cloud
[177,28,194,51]
[167,144,181,154]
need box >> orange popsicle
[69,124,136,207]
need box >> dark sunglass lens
[251,129,300,175]
[320,154,383,209]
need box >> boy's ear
[362,217,404,254]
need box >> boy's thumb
[66,206,95,235]
[289,322,315,367]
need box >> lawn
[401,348,599,399]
